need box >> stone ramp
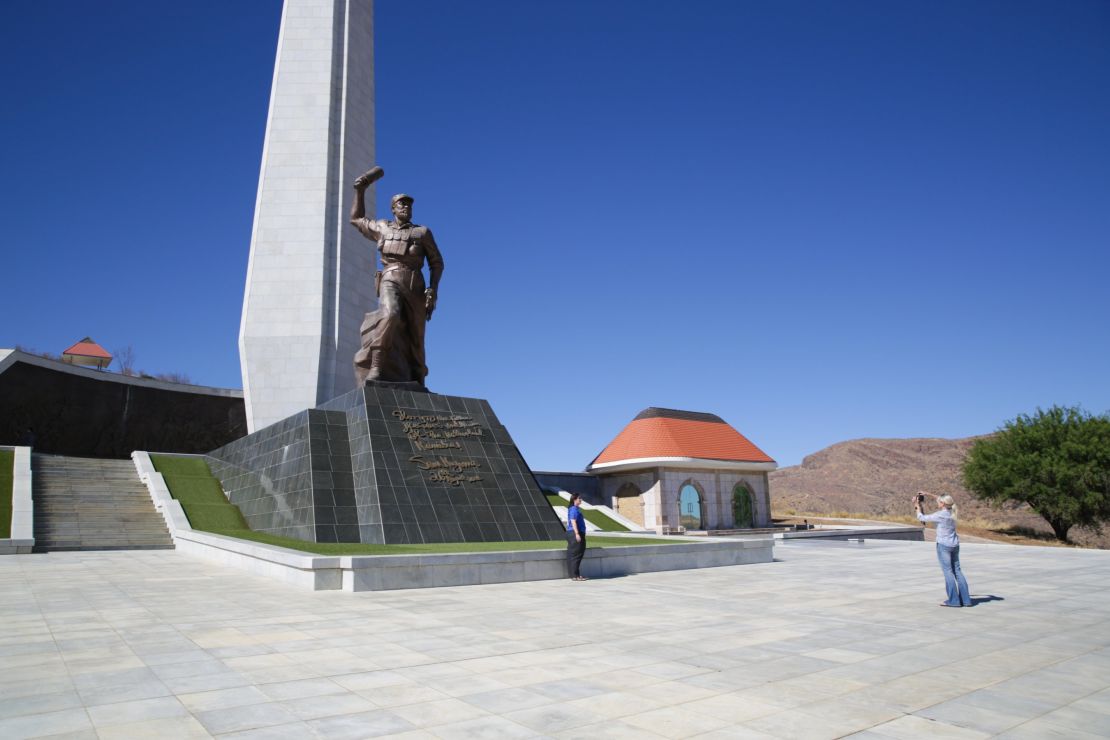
[31,454,173,551]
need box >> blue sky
[2,1,1108,470]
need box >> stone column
[239,0,376,432]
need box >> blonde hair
[939,494,958,520]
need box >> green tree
[963,405,1110,542]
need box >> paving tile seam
[841,639,1110,730]
[986,694,1104,738]
[4,544,1110,738]
[220,640,619,687]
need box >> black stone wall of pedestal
[206,386,564,544]
[206,409,357,542]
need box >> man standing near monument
[350,167,444,387]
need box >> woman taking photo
[914,491,972,607]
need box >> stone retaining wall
[134,451,775,591]
[0,446,33,554]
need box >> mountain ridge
[768,435,1108,548]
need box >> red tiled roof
[62,337,112,359]
[591,407,774,467]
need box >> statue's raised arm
[350,166,385,232]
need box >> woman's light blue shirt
[918,509,959,547]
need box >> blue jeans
[936,544,972,606]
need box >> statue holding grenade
[349,166,444,387]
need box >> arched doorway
[732,484,754,528]
[678,483,702,530]
[614,483,644,527]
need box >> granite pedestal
[207,385,564,544]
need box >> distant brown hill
[769,436,1108,548]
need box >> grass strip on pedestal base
[0,449,13,538]
[150,454,664,555]
[544,492,630,531]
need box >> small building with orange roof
[61,337,112,370]
[585,407,777,533]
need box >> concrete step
[34,506,164,511]
[36,494,154,499]
[36,487,152,492]
[37,539,171,544]
[35,504,154,509]
[37,524,168,530]
[36,525,167,531]
[34,474,144,477]
[35,532,172,539]
[34,511,168,518]
[31,453,173,552]
[36,483,147,486]
[37,490,152,494]
[37,521,168,527]
[35,481,148,485]
[35,515,166,520]
[34,501,158,506]
[35,499,157,504]
[37,482,151,486]
[34,526,169,532]
[32,544,177,552]
[35,510,164,515]
[37,535,170,540]
[34,505,161,510]
[35,493,153,498]
[34,511,156,515]
[36,482,150,486]
[33,498,163,504]
[37,533,171,538]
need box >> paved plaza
[2,539,1109,739]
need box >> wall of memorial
[0,352,245,458]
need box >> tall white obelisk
[239,0,376,432]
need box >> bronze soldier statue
[349,166,444,387]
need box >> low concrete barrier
[132,451,193,535]
[0,446,34,554]
[133,451,775,591]
[777,526,924,542]
[175,530,344,590]
[343,537,774,591]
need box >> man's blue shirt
[567,504,586,534]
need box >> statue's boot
[365,353,384,382]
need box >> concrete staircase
[32,454,173,551]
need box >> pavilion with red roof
[61,337,112,370]
[585,408,777,533]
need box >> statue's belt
[379,263,425,292]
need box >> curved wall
[0,351,245,458]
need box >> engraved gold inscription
[409,455,483,486]
[392,409,484,450]
[392,409,486,485]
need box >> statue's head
[391,194,413,223]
